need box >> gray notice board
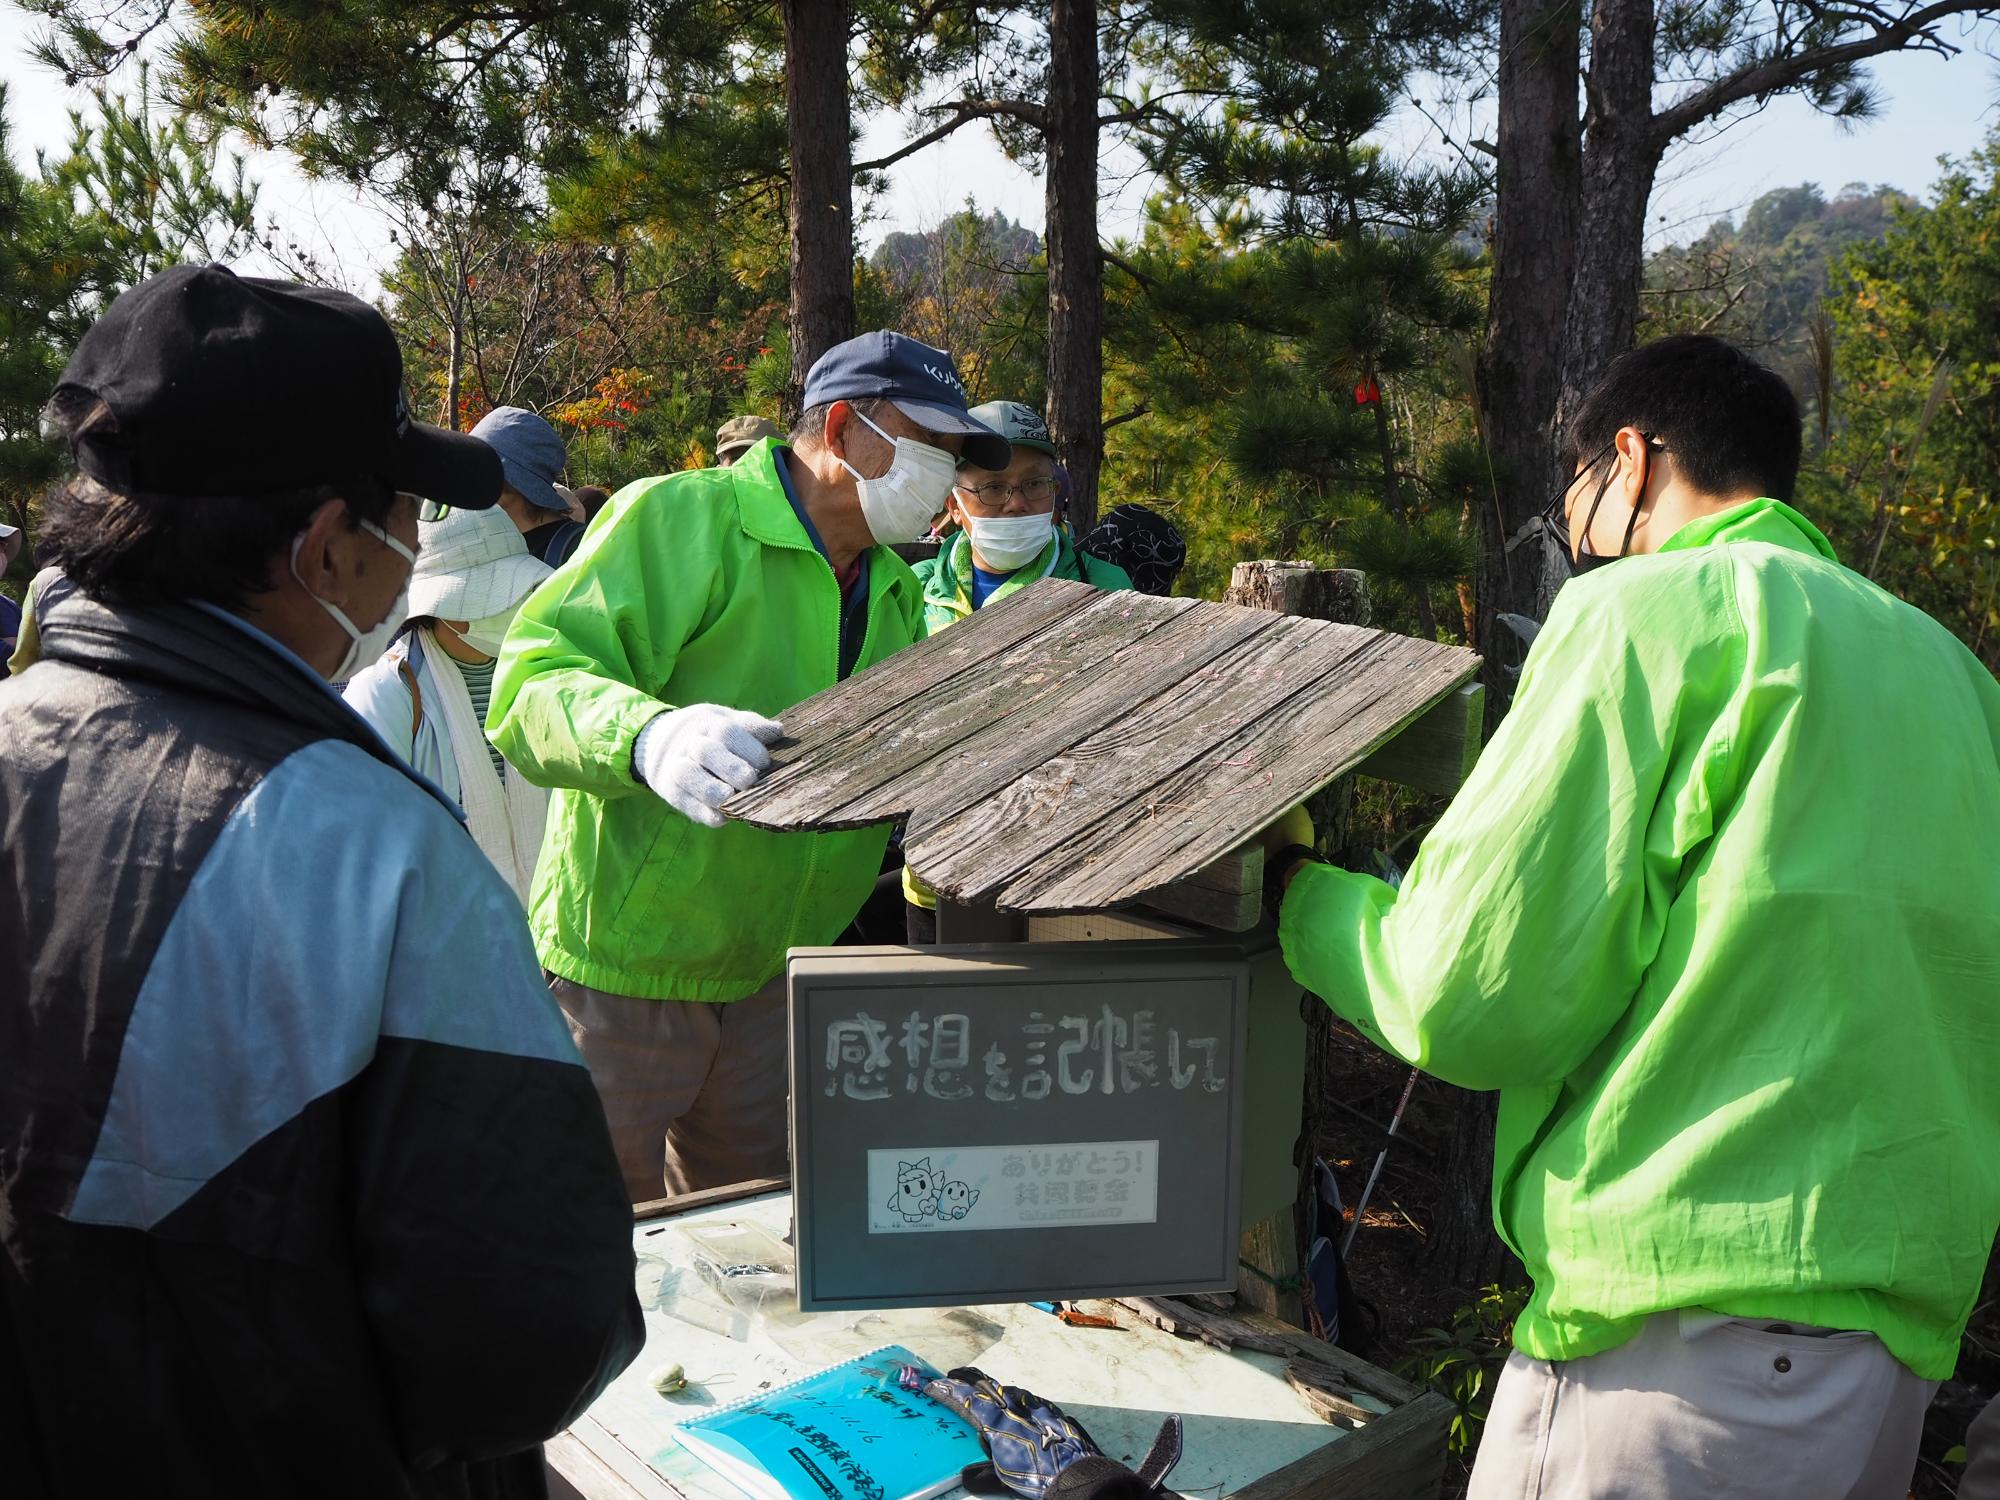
[788,942,1249,1312]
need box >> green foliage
[869,203,1043,401]
[1645,181,1910,410]
[0,85,98,593]
[1792,138,2000,668]
[1394,1283,1530,1460]
[0,73,263,596]
[43,63,259,287]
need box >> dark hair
[571,484,610,520]
[1562,334,1803,502]
[789,396,888,453]
[39,473,397,611]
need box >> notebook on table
[672,1345,984,1500]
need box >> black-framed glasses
[954,476,1061,508]
[1541,433,1665,550]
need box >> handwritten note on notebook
[672,1345,984,1500]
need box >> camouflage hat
[965,400,1056,458]
[715,413,783,459]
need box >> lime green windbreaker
[902,530,1132,909]
[1280,499,2000,1379]
[488,442,924,1001]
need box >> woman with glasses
[903,399,1133,941]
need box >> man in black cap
[0,264,642,1497]
[489,330,1007,1202]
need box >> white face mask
[448,604,520,659]
[965,511,1055,572]
[290,519,417,684]
[836,407,959,545]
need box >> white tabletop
[559,1191,1384,1500]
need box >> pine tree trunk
[445,300,464,431]
[1476,0,1582,668]
[782,0,856,418]
[1044,0,1103,534]
[1555,0,1665,512]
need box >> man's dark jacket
[0,587,643,1497]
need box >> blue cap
[802,332,1011,469]
[470,405,569,515]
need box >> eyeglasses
[954,477,1061,508]
[418,499,450,522]
[1541,433,1665,550]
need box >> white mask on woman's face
[835,407,959,544]
[449,604,521,659]
[290,519,416,683]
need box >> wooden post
[1222,560,1372,1328]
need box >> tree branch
[1099,248,1154,288]
[1650,0,1985,144]
[853,97,1048,173]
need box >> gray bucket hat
[470,406,569,515]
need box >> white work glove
[634,704,785,828]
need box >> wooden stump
[1225,561,1371,627]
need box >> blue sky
[3,6,1994,295]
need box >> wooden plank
[545,1430,645,1500]
[734,574,1481,916]
[732,588,1213,830]
[934,898,1028,944]
[1129,846,1263,932]
[1283,1358,1379,1426]
[633,1174,790,1224]
[985,634,1476,911]
[1352,680,1485,795]
[832,604,1280,836]
[1237,1210,1304,1325]
[904,617,1393,904]
[1227,1391,1453,1500]
[731,579,1104,813]
[1235,1310,1426,1407]
[1113,1296,1295,1356]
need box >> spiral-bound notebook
[672,1345,984,1500]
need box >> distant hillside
[1644,182,1912,399]
[871,206,1041,283]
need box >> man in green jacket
[902,399,1133,941]
[489,332,1008,1201]
[1273,334,2000,1497]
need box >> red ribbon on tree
[1354,377,1381,406]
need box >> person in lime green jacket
[902,399,1132,941]
[488,333,1010,1202]
[1271,335,2000,1498]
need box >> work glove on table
[911,1367,1184,1500]
[634,703,784,828]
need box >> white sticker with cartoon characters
[866,1141,1160,1234]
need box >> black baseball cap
[49,263,502,509]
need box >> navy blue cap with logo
[802,331,1012,470]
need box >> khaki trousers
[1469,1311,1936,1499]
[549,974,789,1204]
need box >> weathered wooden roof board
[726,578,1480,916]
